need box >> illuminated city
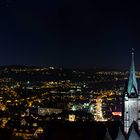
[0,64,136,139]
[0,0,140,140]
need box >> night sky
[0,0,140,69]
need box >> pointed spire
[104,128,112,140]
[127,48,138,96]
[128,123,140,140]
[115,127,125,140]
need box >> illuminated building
[68,114,75,122]
[38,108,62,116]
[112,112,122,117]
[123,51,140,134]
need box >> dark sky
[0,0,140,69]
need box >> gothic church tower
[124,50,140,133]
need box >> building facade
[124,51,140,133]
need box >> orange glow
[112,112,122,116]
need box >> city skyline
[0,1,140,69]
[1,1,140,139]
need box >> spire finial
[132,48,134,55]
[127,48,138,96]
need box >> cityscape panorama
[0,51,138,140]
[1,1,140,140]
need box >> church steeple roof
[115,127,125,140]
[104,128,112,140]
[127,49,138,96]
[128,122,140,140]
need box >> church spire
[115,127,125,140]
[127,49,138,96]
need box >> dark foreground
[0,121,123,140]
